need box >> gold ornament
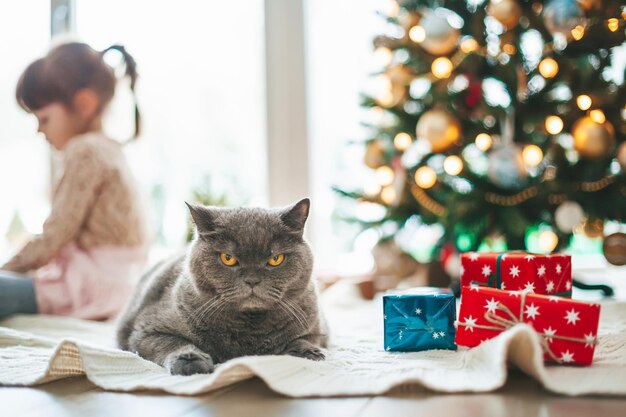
[582,217,604,238]
[572,116,616,159]
[415,109,461,153]
[386,65,413,86]
[417,8,460,55]
[487,0,523,30]
[603,232,626,266]
[365,140,386,169]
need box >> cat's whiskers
[190,289,238,328]
[269,293,308,331]
[283,298,310,330]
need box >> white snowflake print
[524,303,540,319]
[484,298,499,314]
[469,253,479,261]
[501,254,508,260]
[523,282,536,293]
[470,285,481,292]
[384,315,387,320]
[565,280,572,290]
[509,290,522,298]
[556,264,562,274]
[548,296,560,302]
[584,333,596,348]
[398,330,404,340]
[564,309,580,325]
[438,331,445,338]
[559,350,575,363]
[501,282,506,290]
[537,265,546,277]
[481,265,492,277]
[509,265,520,278]
[386,346,390,351]
[524,255,535,261]
[546,281,555,293]
[415,308,422,315]
[460,265,465,277]
[543,326,556,342]
[463,315,477,332]
[432,332,440,339]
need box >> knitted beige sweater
[2,132,149,273]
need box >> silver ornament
[488,145,528,189]
[419,8,460,56]
[555,201,584,233]
[543,0,584,38]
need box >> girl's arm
[1,141,105,273]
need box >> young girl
[0,42,150,321]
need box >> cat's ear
[280,198,310,233]
[186,202,215,235]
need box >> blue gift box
[383,287,457,352]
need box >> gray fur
[117,198,327,375]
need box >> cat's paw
[164,346,215,375]
[285,344,325,361]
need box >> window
[0,1,51,261]
[305,0,389,271]
[75,0,267,245]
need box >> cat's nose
[243,276,262,287]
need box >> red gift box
[455,286,600,365]
[461,252,572,297]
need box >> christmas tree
[338,0,626,266]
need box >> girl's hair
[16,42,141,141]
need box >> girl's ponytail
[101,45,141,142]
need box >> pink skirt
[33,243,148,321]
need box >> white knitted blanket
[1,283,625,397]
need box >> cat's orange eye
[267,254,285,267]
[220,253,238,266]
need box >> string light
[373,47,393,67]
[380,186,397,204]
[460,37,479,53]
[443,155,464,176]
[431,57,453,79]
[545,116,564,135]
[409,26,426,43]
[589,109,606,124]
[571,25,585,41]
[538,58,559,78]
[607,18,619,32]
[475,133,493,151]
[375,166,395,186]
[364,181,382,196]
[539,230,559,252]
[523,145,544,167]
[502,44,516,55]
[394,132,413,151]
[576,95,592,111]
[384,0,399,17]
[415,166,437,188]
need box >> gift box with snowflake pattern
[383,287,456,352]
[460,252,572,297]
[455,286,600,365]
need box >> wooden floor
[2,371,626,417]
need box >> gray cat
[117,198,327,375]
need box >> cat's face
[186,199,313,311]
